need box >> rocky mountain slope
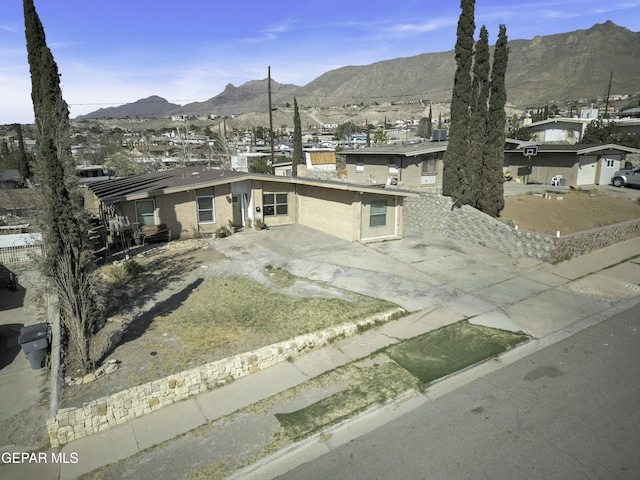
[76,96,181,120]
[77,21,639,120]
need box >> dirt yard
[500,189,640,235]
[61,240,397,408]
[60,190,640,408]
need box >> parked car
[611,167,640,188]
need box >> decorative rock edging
[46,307,404,447]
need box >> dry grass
[148,274,398,375]
[85,260,399,392]
[501,190,640,235]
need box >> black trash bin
[18,323,49,370]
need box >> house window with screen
[196,196,215,224]
[263,193,288,216]
[422,157,438,175]
[136,199,156,226]
[369,200,387,227]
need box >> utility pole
[604,71,613,118]
[268,66,275,165]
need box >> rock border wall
[404,193,640,262]
[46,308,404,447]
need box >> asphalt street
[276,303,640,480]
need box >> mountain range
[76,21,640,120]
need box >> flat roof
[341,141,449,157]
[88,167,418,203]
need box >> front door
[232,194,243,227]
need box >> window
[263,193,288,216]
[605,159,615,168]
[422,158,438,175]
[136,199,156,226]
[369,200,387,227]
[356,162,364,172]
[196,196,215,223]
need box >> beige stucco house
[341,142,448,191]
[84,167,415,243]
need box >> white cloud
[390,17,458,34]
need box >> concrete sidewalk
[3,226,639,480]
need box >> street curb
[229,298,640,479]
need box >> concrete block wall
[46,308,404,447]
[404,193,640,262]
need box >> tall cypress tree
[467,25,490,208]
[442,0,475,204]
[13,124,33,180]
[478,24,509,217]
[24,0,97,372]
[292,97,303,177]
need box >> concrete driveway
[211,223,640,339]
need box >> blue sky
[1,0,639,124]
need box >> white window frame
[369,200,387,228]
[135,199,156,226]
[196,195,216,224]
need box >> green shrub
[101,259,144,285]
[123,259,144,278]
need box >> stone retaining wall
[404,193,640,262]
[551,219,640,262]
[46,308,404,447]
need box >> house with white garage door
[503,143,640,187]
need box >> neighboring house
[503,143,640,187]
[230,152,270,172]
[341,142,448,191]
[527,117,640,144]
[85,167,415,243]
[273,150,337,178]
[305,149,337,172]
[0,187,38,219]
[620,107,640,119]
[527,118,591,144]
[0,169,25,189]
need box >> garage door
[576,156,597,185]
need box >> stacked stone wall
[404,193,640,262]
[46,308,403,447]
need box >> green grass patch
[275,357,417,441]
[384,320,528,386]
[189,461,230,480]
